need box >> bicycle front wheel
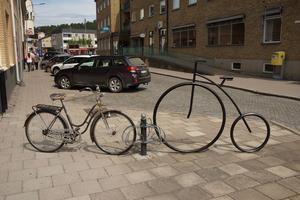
[230,113,270,153]
[25,110,67,152]
[153,82,226,153]
[91,110,136,155]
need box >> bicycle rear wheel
[91,110,136,155]
[25,110,67,152]
[153,82,226,153]
[230,113,270,153]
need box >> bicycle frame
[187,60,252,132]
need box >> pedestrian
[34,53,40,70]
[29,49,35,71]
[26,52,32,72]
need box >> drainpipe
[10,0,22,85]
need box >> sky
[33,0,96,27]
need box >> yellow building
[0,0,26,113]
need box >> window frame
[160,0,166,14]
[263,14,282,44]
[263,63,274,73]
[231,62,242,71]
[140,8,144,20]
[172,0,180,10]
[188,0,197,6]
[149,5,155,17]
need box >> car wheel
[108,77,123,93]
[58,76,71,89]
[53,68,60,75]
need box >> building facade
[0,0,26,113]
[95,0,131,55]
[37,36,52,50]
[51,29,97,54]
[129,0,300,80]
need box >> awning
[172,24,196,30]
[206,14,245,24]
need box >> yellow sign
[271,51,285,66]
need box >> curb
[151,71,300,102]
[271,121,300,136]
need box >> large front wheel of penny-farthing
[153,82,226,153]
[230,113,270,153]
[91,110,137,155]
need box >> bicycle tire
[153,82,226,153]
[25,110,68,152]
[230,113,270,153]
[91,110,137,155]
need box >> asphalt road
[68,73,300,132]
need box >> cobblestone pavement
[0,70,299,200]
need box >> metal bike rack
[122,114,166,156]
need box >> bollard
[140,114,147,156]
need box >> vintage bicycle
[153,60,270,153]
[24,86,136,155]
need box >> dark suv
[54,56,151,92]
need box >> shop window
[172,26,196,48]
[207,17,245,46]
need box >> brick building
[95,0,131,55]
[129,0,300,80]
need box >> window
[173,0,180,10]
[96,58,111,68]
[263,8,282,43]
[131,12,136,22]
[149,5,154,17]
[78,58,95,68]
[140,9,144,20]
[232,62,241,71]
[188,0,197,5]
[64,58,77,64]
[207,17,245,46]
[160,0,166,14]
[172,26,196,48]
[113,58,126,66]
[263,63,274,73]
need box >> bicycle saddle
[50,93,66,101]
[220,76,234,81]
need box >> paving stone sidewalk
[0,71,299,200]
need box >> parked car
[54,56,151,93]
[50,55,93,75]
[44,54,71,73]
[40,51,60,70]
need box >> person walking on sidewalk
[27,49,36,71]
[26,52,33,72]
[34,53,40,70]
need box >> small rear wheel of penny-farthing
[230,113,270,153]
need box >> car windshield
[128,57,146,66]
